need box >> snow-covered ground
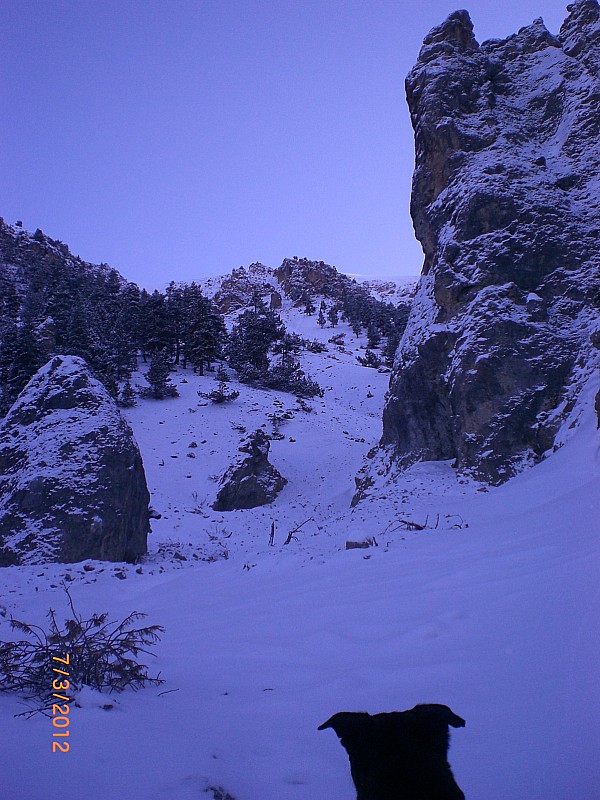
[1,303,599,799]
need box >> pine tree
[228,297,284,378]
[88,341,119,398]
[302,293,316,315]
[215,363,231,382]
[384,331,401,366]
[0,280,19,321]
[184,297,225,375]
[64,303,92,363]
[0,318,18,411]
[143,350,178,399]
[165,281,185,365]
[317,301,327,328]
[118,379,137,407]
[116,283,142,376]
[357,349,382,369]
[327,306,339,327]
[138,290,172,360]
[367,322,381,349]
[7,318,45,400]
[206,379,239,404]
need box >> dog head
[318,705,465,800]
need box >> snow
[1,307,599,800]
[346,274,418,306]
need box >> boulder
[0,355,150,565]
[269,291,283,310]
[212,429,287,511]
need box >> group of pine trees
[0,225,227,412]
[314,285,409,367]
[227,291,324,397]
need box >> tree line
[0,224,410,413]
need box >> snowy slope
[0,303,599,800]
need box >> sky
[1,0,572,289]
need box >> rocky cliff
[0,355,150,565]
[382,1,600,483]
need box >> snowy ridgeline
[0,287,599,799]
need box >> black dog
[318,703,465,800]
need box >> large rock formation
[382,1,600,483]
[200,257,415,319]
[0,355,150,565]
[212,429,287,511]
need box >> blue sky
[1,0,570,289]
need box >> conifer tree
[228,295,284,377]
[143,350,178,399]
[181,289,226,374]
[384,331,401,366]
[302,292,316,315]
[7,318,45,400]
[215,363,230,382]
[118,379,137,407]
[138,290,172,360]
[367,322,381,349]
[317,301,327,328]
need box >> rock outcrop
[210,263,278,314]
[0,355,150,565]
[382,1,600,483]
[212,429,287,511]
[200,257,415,318]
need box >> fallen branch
[393,518,426,531]
[284,517,314,545]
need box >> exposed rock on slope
[0,355,150,565]
[201,258,415,316]
[212,429,287,511]
[207,263,278,313]
[382,1,600,483]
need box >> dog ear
[318,711,371,740]
[411,704,466,729]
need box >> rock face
[275,257,348,300]
[212,429,287,511]
[0,355,150,565]
[210,263,277,314]
[200,257,415,319]
[382,1,600,483]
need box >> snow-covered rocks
[207,262,279,313]
[201,256,414,318]
[212,428,287,511]
[383,1,600,484]
[0,355,150,565]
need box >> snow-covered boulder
[382,1,600,483]
[0,355,150,565]
[212,429,287,511]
